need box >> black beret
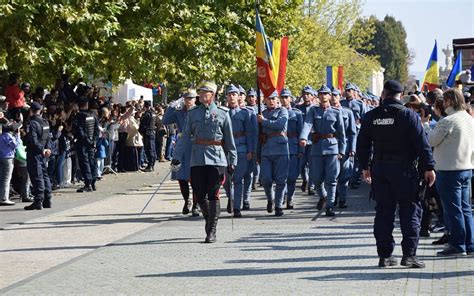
[383,80,404,93]
[30,101,43,110]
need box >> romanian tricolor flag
[326,66,344,91]
[421,41,440,91]
[256,10,289,97]
[446,51,462,87]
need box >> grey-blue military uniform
[163,103,192,181]
[300,100,346,212]
[242,104,258,208]
[259,97,289,215]
[284,106,303,207]
[336,106,357,206]
[174,102,237,168]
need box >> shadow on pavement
[302,270,474,281]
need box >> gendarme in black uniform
[24,102,52,210]
[73,97,99,192]
[356,80,435,268]
[139,101,157,172]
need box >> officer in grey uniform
[280,88,303,209]
[330,88,356,208]
[258,90,289,217]
[73,96,99,193]
[172,81,237,243]
[300,85,346,216]
[296,85,316,195]
[24,102,52,210]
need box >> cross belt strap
[194,139,223,146]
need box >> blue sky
[362,0,474,79]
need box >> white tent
[112,79,153,105]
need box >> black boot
[300,181,307,192]
[191,202,200,217]
[401,256,425,268]
[205,200,220,243]
[42,196,52,208]
[182,199,191,215]
[77,185,92,193]
[24,200,43,211]
[226,198,232,214]
[199,200,210,236]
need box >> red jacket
[5,84,25,109]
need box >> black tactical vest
[371,102,406,161]
[84,114,95,139]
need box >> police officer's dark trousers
[77,144,97,186]
[371,161,422,258]
[144,134,156,169]
[27,154,51,203]
[190,166,225,242]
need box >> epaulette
[218,106,229,112]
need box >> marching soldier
[357,80,436,268]
[139,101,157,172]
[246,88,262,193]
[330,88,357,208]
[280,88,303,209]
[258,90,289,216]
[239,87,258,210]
[73,96,99,193]
[24,102,52,210]
[225,84,255,217]
[296,85,316,195]
[162,89,200,216]
[299,85,346,216]
[172,81,237,243]
[342,82,367,189]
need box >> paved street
[1,163,473,295]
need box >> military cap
[197,81,217,93]
[331,88,341,96]
[238,85,246,95]
[280,88,292,97]
[267,90,279,98]
[383,80,404,93]
[345,82,356,90]
[247,88,257,97]
[30,101,43,110]
[258,90,264,97]
[184,88,197,98]
[226,84,240,95]
[302,85,314,95]
[354,85,361,93]
[317,85,331,94]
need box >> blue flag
[446,51,462,87]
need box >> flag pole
[255,0,263,164]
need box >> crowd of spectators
[0,73,175,205]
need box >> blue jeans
[436,170,474,252]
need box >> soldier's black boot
[401,256,425,268]
[182,198,191,215]
[191,202,200,217]
[42,195,52,208]
[24,200,43,211]
[199,200,210,236]
[378,256,397,267]
[300,181,307,192]
[316,197,327,210]
[325,207,336,217]
[205,200,220,243]
[226,198,232,214]
[77,185,92,193]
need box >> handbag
[15,138,27,162]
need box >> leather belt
[287,132,298,138]
[266,132,287,138]
[312,133,336,142]
[195,139,223,146]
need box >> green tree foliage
[355,15,409,83]
[1,0,380,93]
